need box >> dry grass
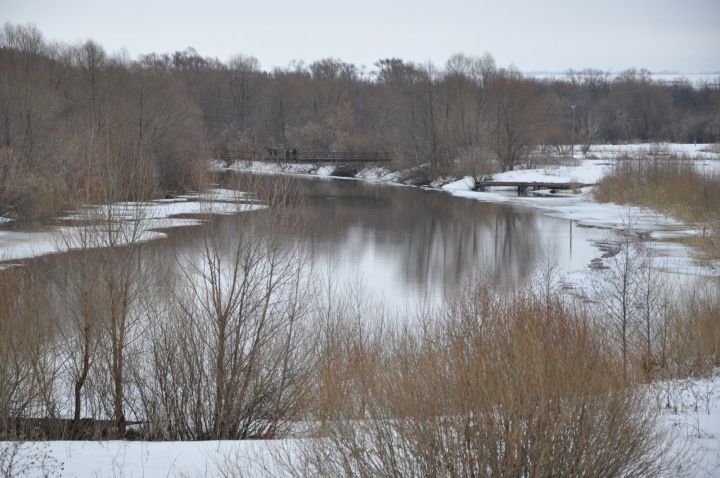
[665,287,720,378]
[594,158,720,259]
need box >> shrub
[297,284,674,477]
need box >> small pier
[475,181,594,194]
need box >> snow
[0,439,298,477]
[0,189,265,265]
[6,373,720,477]
[585,143,720,160]
[490,159,608,184]
[316,165,335,177]
[220,160,337,177]
[355,166,403,182]
[653,373,720,477]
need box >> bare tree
[489,69,544,171]
[592,226,643,380]
[142,177,317,440]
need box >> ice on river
[0,189,264,266]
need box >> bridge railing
[221,149,399,163]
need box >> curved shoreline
[219,159,718,278]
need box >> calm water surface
[220,173,604,309]
[0,172,610,311]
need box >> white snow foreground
[0,439,301,477]
[4,372,720,477]
[654,372,720,477]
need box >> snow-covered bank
[585,142,720,160]
[220,143,720,277]
[212,159,338,178]
[0,189,264,265]
[490,158,608,184]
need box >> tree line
[2,23,719,220]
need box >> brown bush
[664,286,720,378]
[295,283,674,477]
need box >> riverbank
[218,143,720,277]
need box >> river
[0,171,690,312]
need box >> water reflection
[2,173,604,312]
[221,173,601,308]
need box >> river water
[0,172,670,311]
[219,172,606,309]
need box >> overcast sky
[2,0,719,72]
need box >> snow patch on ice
[0,189,265,264]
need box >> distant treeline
[1,23,719,219]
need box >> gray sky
[2,0,719,72]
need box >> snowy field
[583,142,720,160]
[655,372,720,477]
[525,71,720,86]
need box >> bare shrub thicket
[665,286,720,377]
[0,267,57,435]
[137,177,318,440]
[54,207,154,435]
[589,226,720,380]
[0,174,320,441]
[591,230,646,380]
[286,282,675,477]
